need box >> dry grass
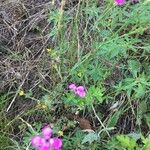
[0,0,54,94]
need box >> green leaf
[145,113,150,129]
[85,86,104,105]
[116,135,138,150]
[89,86,103,101]
[142,137,150,150]
[128,60,140,78]
[128,133,141,141]
[82,132,98,144]
[107,111,121,128]
[134,83,145,98]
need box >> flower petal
[31,135,43,148]
[42,126,52,140]
[69,84,77,92]
[75,86,86,97]
[51,138,62,150]
[77,91,86,98]
[39,142,50,150]
[114,0,125,5]
[76,86,85,91]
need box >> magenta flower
[31,126,62,150]
[50,138,63,150]
[39,147,49,150]
[68,83,77,92]
[31,135,43,148]
[75,86,86,98]
[69,83,86,98]
[39,141,50,150]
[114,0,125,5]
[42,126,52,140]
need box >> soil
[0,0,53,93]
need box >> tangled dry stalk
[0,0,55,94]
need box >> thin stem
[6,72,29,112]
[19,117,35,133]
[91,104,110,138]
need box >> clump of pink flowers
[69,83,86,98]
[31,126,62,150]
[114,0,139,5]
[114,0,125,5]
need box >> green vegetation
[0,0,150,149]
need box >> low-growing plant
[62,84,104,108]
[106,134,150,150]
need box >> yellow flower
[36,103,41,108]
[77,72,82,78]
[19,90,25,96]
[41,104,48,109]
[53,64,58,69]
[36,103,48,110]
[47,48,52,53]
[58,131,63,136]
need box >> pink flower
[68,83,77,92]
[75,86,86,98]
[69,84,86,98]
[31,126,63,150]
[31,135,43,148]
[39,142,50,150]
[114,0,125,5]
[42,126,52,140]
[50,138,62,150]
